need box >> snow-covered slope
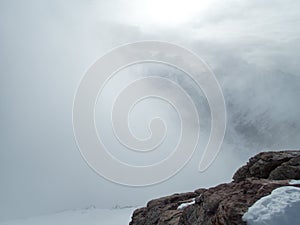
[0,207,136,225]
[243,186,300,225]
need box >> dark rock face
[233,150,300,182]
[130,192,198,225]
[129,150,300,225]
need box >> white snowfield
[243,186,300,225]
[2,184,300,225]
[0,207,136,225]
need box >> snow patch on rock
[289,180,300,185]
[243,186,300,225]
[177,199,195,210]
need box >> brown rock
[129,192,197,225]
[129,150,300,225]
[233,150,300,182]
[269,156,300,180]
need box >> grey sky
[1,0,300,221]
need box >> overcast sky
[1,0,300,221]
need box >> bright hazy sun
[131,0,212,26]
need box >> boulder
[129,150,300,225]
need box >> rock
[233,150,300,182]
[269,156,300,180]
[129,150,300,225]
[179,179,299,225]
[129,192,197,225]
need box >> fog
[1,0,300,221]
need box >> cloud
[0,0,300,221]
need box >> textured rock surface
[130,192,197,225]
[129,150,300,225]
[233,150,300,182]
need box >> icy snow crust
[289,180,300,185]
[243,186,300,225]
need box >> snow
[243,186,300,225]
[0,207,137,225]
[177,199,195,210]
[4,185,300,225]
[289,180,300,185]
